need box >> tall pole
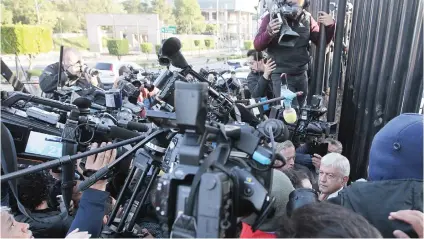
[34,0,40,24]
[216,0,219,48]
[314,0,330,96]
[327,0,347,122]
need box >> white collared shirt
[327,187,344,200]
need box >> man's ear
[342,176,349,185]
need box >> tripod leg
[107,166,137,227]
[116,164,152,232]
[127,165,160,232]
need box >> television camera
[266,0,303,47]
[267,94,337,146]
[152,37,260,126]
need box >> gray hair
[321,153,350,177]
[324,138,343,154]
[276,140,295,152]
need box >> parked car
[94,61,143,90]
[226,58,248,70]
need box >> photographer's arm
[310,13,336,46]
[254,14,274,51]
[39,63,68,93]
[67,142,116,238]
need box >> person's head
[278,202,382,238]
[62,48,82,76]
[119,65,131,77]
[324,138,343,154]
[18,171,50,211]
[278,140,296,170]
[242,169,294,232]
[318,153,350,195]
[283,169,313,189]
[1,207,33,238]
[247,50,264,73]
[368,113,423,181]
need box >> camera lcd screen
[24,131,63,158]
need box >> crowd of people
[1,113,422,238]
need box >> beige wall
[86,14,161,52]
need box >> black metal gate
[333,0,423,180]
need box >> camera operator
[255,0,335,107]
[39,48,101,98]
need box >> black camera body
[269,0,301,47]
[270,95,337,145]
[150,81,276,238]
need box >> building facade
[198,0,258,47]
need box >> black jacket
[328,179,423,238]
[14,208,74,238]
[246,72,274,100]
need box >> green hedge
[204,39,215,49]
[155,44,161,53]
[244,40,253,50]
[140,43,153,54]
[194,40,201,47]
[107,39,129,59]
[1,25,53,54]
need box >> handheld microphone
[283,108,297,124]
[281,85,298,124]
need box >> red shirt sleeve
[240,222,277,238]
[254,14,274,51]
[310,15,336,46]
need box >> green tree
[122,0,151,14]
[205,24,217,35]
[2,0,38,24]
[54,13,81,33]
[140,42,153,60]
[107,39,129,60]
[151,0,175,25]
[174,0,206,34]
[1,4,13,25]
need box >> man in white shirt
[318,153,350,200]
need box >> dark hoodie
[329,114,424,238]
[329,179,423,238]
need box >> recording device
[268,0,301,47]
[285,95,337,145]
[82,65,99,77]
[151,82,278,238]
[156,37,253,125]
[309,142,329,157]
[115,79,140,105]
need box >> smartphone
[310,143,329,156]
